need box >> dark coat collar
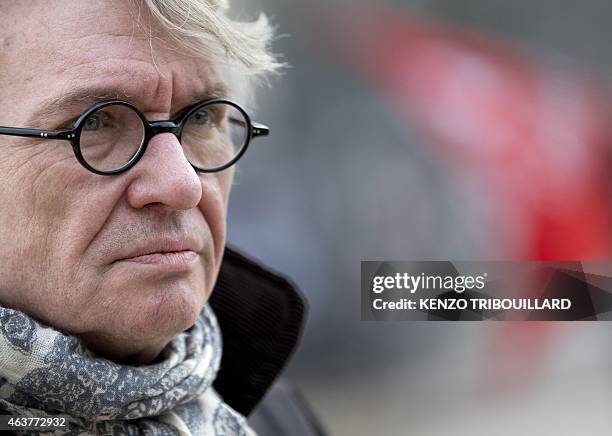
[209,246,307,416]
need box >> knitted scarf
[0,304,255,435]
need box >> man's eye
[83,114,103,131]
[191,110,210,125]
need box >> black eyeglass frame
[0,98,269,175]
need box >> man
[0,0,321,434]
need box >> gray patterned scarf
[0,304,256,435]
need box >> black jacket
[210,247,327,436]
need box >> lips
[114,236,202,263]
[122,251,198,265]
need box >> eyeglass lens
[80,105,145,172]
[182,103,248,171]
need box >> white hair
[141,0,284,103]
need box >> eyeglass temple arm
[251,122,269,138]
[0,126,75,140]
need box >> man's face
[0,1,234,362]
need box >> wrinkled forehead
[0,0,229,120]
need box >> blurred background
[228,1,612,435]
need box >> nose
[125,132,202,210]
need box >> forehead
[1,0,226,117]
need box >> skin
[0,1,234,365]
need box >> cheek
[0,149,74,264]
[0,145,121,320]
[0,146,83,316]
[27,159,96,261]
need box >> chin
[123,277,208,341]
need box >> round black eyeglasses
[0,99,269,175]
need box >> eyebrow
[28,83,229,127]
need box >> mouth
[121,250,198,265]
[113,236,202,269]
